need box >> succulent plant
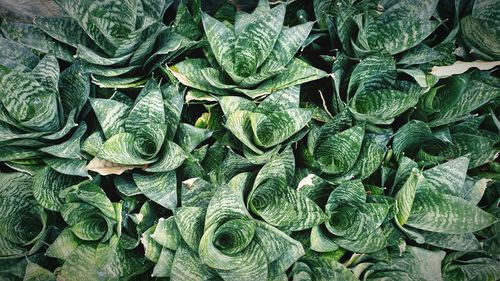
[0,172,48,259]
[310,180,390,254]
[169,0,327,99]
[1,0,200,88]
[0,45,90,176]
[143,171,306,280]
[219,86,312,163]
[87,80,186,171]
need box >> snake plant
[0,0,499,280]
[169,0,327,99]
[0,43,90,176]
[1,0,199,88]
[220,86,312,163]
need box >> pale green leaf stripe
[90,98,131,139]
[39,122,87,159]
[233,5,285,76]
[125,80,166,152]
[58,244,103,281]
[181,178,216,208]
[249,178,325,231]
[240,58,327,99]
[151,217,181,250]
[351,88,421,124]
[175,123,212,153]
[225,111,264,154]
[152,247,175,277]
[1,21,74,62]
[429,72,500,127]
[219,96,257,117]
[394,169,422,226]
[33,167,82,211]
[254,220,304,278]
[368,20,440,55]
[145,141,187,172]
[380,0,438,23]
[31,53,59,90]
[342,134,387,180]
[445,259,500,281]
[255,85,300,114]
[169,59,228,95]
[348,54,395,94]
[24,261,56,281]
[0,37,39,70]
[34,16,94,48]
[44,158,89,177]
[201,13,236,71]
[55,0,137,55]
[133,171,177,210]
[422,156,469,198]
[460,15,500,60]
[0,146,45,161]
[249,151,324,231]
[406,190,497,234]
[332,228,387,253]
[174,206,205,252]
[260,22,314,75]
[0,69,60,132]
[421,231,481,251]
[98,132,157,165]
[45,228,81,260]
[314,125,364,174]
[325,180,366,212]
[251,108,312,148]
[58,63,90,119]
[170,243,218,280]
[0,172,33,200]
[142,225,162,262]
[310,225,339,252]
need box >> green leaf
[367,19,440,55]
[249,152,325,231]
[233,5,285,77]
[1,21,74,61]
[33,167,83,211]
[314,125,365,174]
[90,98,131,139]
[394,169,422,226]
[133,171,177,210]
[406,189,497,234]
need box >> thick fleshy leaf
[90,98,131,139]
[233,5,285,77]
[249,153,325,231]
[428,71,500,127]
[201,13,235,71]
[314,125,364,174]
[33,167,83,211]
[367,19,440,55]
[1,21,75,61]
[133,171,177,210]
[394,169,422,226]
[251,108,312,149]
[406,189,497,234]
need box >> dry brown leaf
[431,60,500,78]
[86,157,146,176]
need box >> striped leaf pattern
[2,0,199,88]
[170,1,326,98]
[89,80,186,171]
[0,172,47,259]
[1,0,499,279]
[0,48,90,174]
[224,86,312,160]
